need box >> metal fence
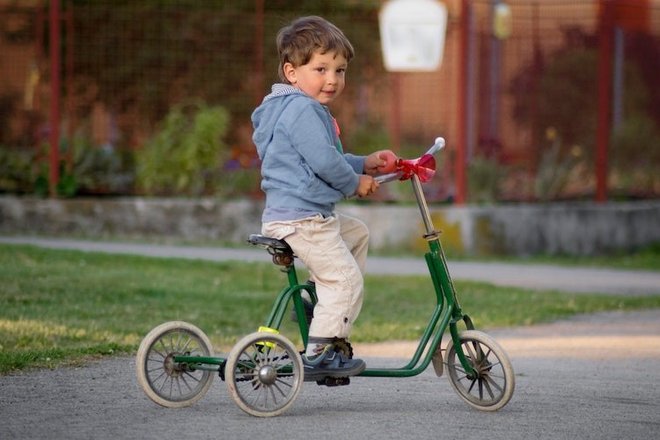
[1,0,658,201]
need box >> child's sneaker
[302,346,366,382]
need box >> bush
[610,114,660,196]
[468,155,506,204]
[135,101,230,196]
[71,140,136,195]
[534,128,586,201]
[345,121,390,156]
[0,145,76,197]
[0,147,36,194]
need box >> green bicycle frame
[258,174,476,378]
[176,174,476,377]
[361,175,475,377]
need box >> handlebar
[375,137,445,184]
[425,136,446,156]
[374,170,403,184]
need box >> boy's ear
[283,62,297,84]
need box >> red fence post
[49,0,61,197]
[65,6,74,172]
[595,0,614,203]
[455,0,471,204]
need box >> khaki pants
[262,213,369,339]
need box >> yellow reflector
[256,326,280,348]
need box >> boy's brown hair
[276,16,355,84]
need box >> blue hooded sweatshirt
[252,84,365,222]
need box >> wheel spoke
[463,342,476,361]
[273,379,292,393]
[146,364,165,374]
[155,341,169,357]
[150,369,166,382]
[481,376,494,399]
[486,371,505,380]
[248,387,262,407]
[484,359,502,371]
[467,376,478,393]
[448,358,468,375]
[236,359,256,371]
[179,335,193,353]
[180,371,201,390]
[483,374,503,393]
[474,346,490,367]
[175,376,184,396]
[268,386,277,405]
[149,348,167,360]
[160,375,172,397]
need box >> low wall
[1,195,658,256]
[342,202,660,256]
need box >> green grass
[28,232,660,270]
[1,243,659,374]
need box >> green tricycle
[136,137,515,417]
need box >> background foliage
[0,1,658,200]
[135,102,230,196]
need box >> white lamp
[379,0,448,72]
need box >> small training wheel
[135,321,215,408]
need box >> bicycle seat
[247,234,295,266]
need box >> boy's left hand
[364,150,398,176]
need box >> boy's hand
[356,175,379,197]
[364,150,398,176]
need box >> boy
[251,16,397,381]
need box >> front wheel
[225,332,304,417]
[136,321,215,408]
[446,330,515,411]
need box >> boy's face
[283,50,347,105]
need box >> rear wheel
[136,321,214,408]
[225,332,304,417]
[446,330,515,411]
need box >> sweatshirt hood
[252,84,308,159]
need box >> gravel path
[1,310,659,440]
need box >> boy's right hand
[356,175,379,197]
